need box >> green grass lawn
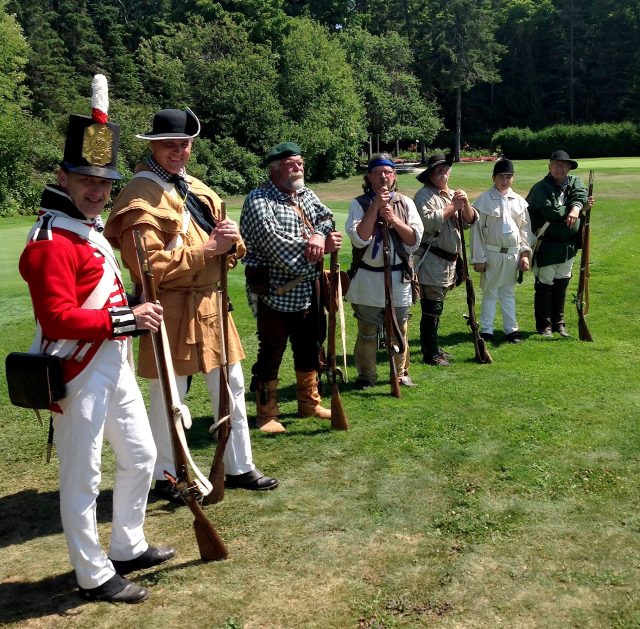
[1,158,639,628]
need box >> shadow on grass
[0,488,121,547]
[0,559,204,623]
[0,570,83,623]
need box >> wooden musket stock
[326,233,349,430]
[457,210,492,364]
[203,200,232,504]
[381,218,403,398]
[133,230,228,561]
[576,170,594,342]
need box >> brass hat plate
[82,123,113,166]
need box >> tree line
[1,0,638,215]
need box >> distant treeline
[1,0,640,215]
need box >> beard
[289,174,304,191]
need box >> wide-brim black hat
[136,108,201,140]
[550,149,578,170]
[62,114,122,180]
[416,152,454,184]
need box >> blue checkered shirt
[240,180,334,312]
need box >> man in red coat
[18,76,173,604]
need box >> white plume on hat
[91,74,109,123]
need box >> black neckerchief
[145,157,217,235]
[170,174,217,235]
[40,185,86,221]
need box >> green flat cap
[266,141,302,164]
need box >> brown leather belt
[428,245,458,262]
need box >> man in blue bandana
[344,153,423,389]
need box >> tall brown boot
[295,370,331,420]
[256,379,286,433]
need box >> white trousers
[54,340,156,589]
[148,362,254,480]
[478,249,520,334]
[479,282,518,334]
[534,258,574,285]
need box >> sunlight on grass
[1,158,639,627]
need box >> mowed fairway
[1,158,639,628]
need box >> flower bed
[458,156,497,163]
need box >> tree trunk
[454,87,462,162]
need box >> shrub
[0,113,61,217]
[491,123,640,159]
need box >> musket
[457,210,492,364]
[133,230,228,561]
[325,227,349,430]
[380,208,404,398]
[202,201,232,505]
[575,170,594,342]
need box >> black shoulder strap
[348,194,373,277]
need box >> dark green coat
[526,173,588,267]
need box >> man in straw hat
[105,108,278,497]
[526,150,593,337]
[239,142,342,433]
[471,159,532,343]
[413,153,478,365]
[18,75,174,604]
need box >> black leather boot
[551,277,571,337]
[420,299,449,365]
[534,281,553,336]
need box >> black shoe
[152,480,183,505]
[225,468,279,491]
[354,378,374,390]
[504,331,522,344]
[110,546,177,576]
[479,332,493,342]
[79,574,148,604]
[424,354,451,366]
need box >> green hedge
[491,122,640,159]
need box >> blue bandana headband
[367,158,395,172]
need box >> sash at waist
[358,261,403,273]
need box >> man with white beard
[240,142,342,434]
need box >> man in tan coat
[105,108,277,498]
[414,153,478,366]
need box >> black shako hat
[136,108,201,140]
[62,74,122,180]
[265,141,302,165]
[416,152,454,184]
[493,158,514,176]
[549,149,578,170]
